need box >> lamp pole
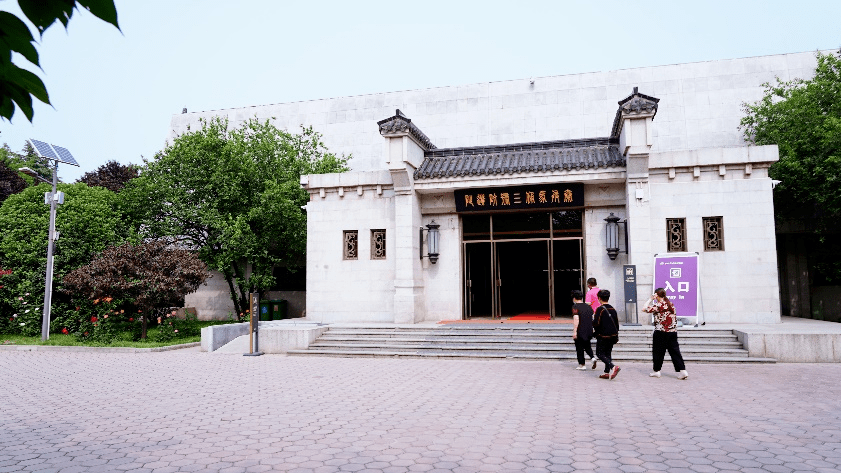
[41,160,58,341]
[28,139,79,342]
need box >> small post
[244,292,263,356]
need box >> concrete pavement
[1,351,840,472]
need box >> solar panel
[50,145,79,167]
[29,139,58,160]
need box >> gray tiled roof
[414,137,623,180]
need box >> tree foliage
[62,241,208,339]
[120,117,349,315]
[77,160,138,192]
[0,0,119,122]
[0,182,126,334]
[740,50,841,281]
[1,142,51,182]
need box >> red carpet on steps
[507,312,551,321]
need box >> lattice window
[703,216,724,251]
[371,229,386,260]
[666,218,687,252]
[343,230,358,260]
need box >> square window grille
[343,230,358,260]
[666,218,687,252]
[703,216,724,251]
[371,229,386,260]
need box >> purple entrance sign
[653,253,699,318]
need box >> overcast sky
[1,0,839,182]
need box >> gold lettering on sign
[538,190,547,204]
[501,193,510,205]
[551,190,560,203]
[476,194,486,206]
[563,189,573,203]
[465,195,474,207]
[489,193,498,206]
[525,192,535,204]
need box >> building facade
[172,52,826,323]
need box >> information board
[652,253,700,318]
[623,265,637,303]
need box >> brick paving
[1,351,840,473]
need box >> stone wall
[169,51,826,174]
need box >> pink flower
[174,330,179,333]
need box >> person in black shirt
[593,289,621,380]
[570,289,595,370]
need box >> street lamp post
[28,140,79,341]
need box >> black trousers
[595,337,617,373]
[574,337,594,365]
[652,330,686,372]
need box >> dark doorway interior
[497,240,550,317]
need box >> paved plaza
[1,351,840,473]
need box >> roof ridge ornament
[377,109,436,150]
[610,87,660,138]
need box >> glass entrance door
[464,242,493,318]
[495,240,551,318]
[552,239,584,317]
[462,211,584,320]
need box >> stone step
[323,330,739,339]
[307,342,750,356]
[318,335,741,344]
[286,349,775,363]
[291,324,773,363]
[314,338,744,348]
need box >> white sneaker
[677,370,689,380]
[575,365,587,370]
[649,371,661,378]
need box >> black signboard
[454,183,583,213]
[623,265,637,303]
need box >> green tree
[0,182,127,335]
[62,241,208,339]
[0,142,50,183]
[740,50,841,281]
[0,0,119,122]
[120,117,349,316]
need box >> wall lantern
[419,220,441,264]
[604,213,626,260]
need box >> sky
[1,0,839,182]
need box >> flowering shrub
[72,297,141,344]
[152,309,200,343]
[0,290,43,337]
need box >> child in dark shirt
[593,289,620,380]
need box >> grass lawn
[0,321,232,348]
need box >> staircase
[286,323,776,363]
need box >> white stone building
[172,51,828,324]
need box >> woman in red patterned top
[643,288,688,380]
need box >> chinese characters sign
[653,254,699,318]
[454,183,583,213]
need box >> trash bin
[259,300,271,321]
[270,299,287,320]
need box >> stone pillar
[377,110,436,324]
[615,88,659,304]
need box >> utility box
[271,300,287,320]
[259,300,271,321]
